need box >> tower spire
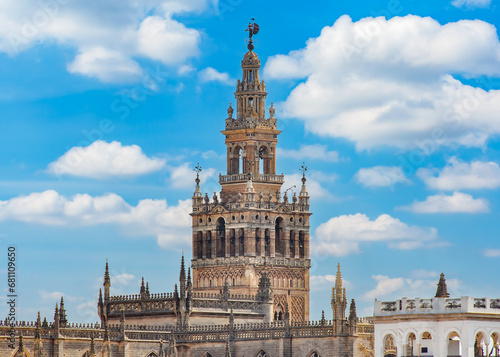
[103,259,111,301]
[179,255,186,299]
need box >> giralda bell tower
[190,21,311,322]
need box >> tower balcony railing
[219,173,284,184]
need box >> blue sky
[1,0,500,323]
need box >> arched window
[229,229,236,257]
[258,146,268,174]
[202,353,213,357]
[289,230,295,257]
[308,352,321,357]
[448,331,461,357]
[407,333,416,356]
[265,229,271,256]
[384,334,397,357]
[239,228,245,256]
[197,231,203,259]
[475,332,486,356]
[232,146,243,174]
[298,231,305,258]
[216,218,225,257]
[146,353,158,357]
[490,333,499,357]
[206,231,212,259]
[275,217,284,256]
[255,228,261,256]
[256,350,268,357]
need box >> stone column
[225,231,231,258]
[211,231,217,258]
[201,232,206,259]
[270,229,276,257]
[246,228,254,256]
[284,228,290,258]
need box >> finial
[227,103,234,119]
[300,162,308,183]
[89,333,96,355]
[245,19,260,51]
[269,103,275,118]
[349,299,357,321]
[104,259,110,286]
[18,334,24,353]
[435,273,450,298]
[193,163,202,185]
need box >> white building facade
[372,296,500,357]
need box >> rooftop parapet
[374,296,500,316]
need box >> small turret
[15,334,25,357]
[89,333,96,357]
[53,303,59,328]
[332,263,347,326]
[140,277,146,296]
[435,273,450,298]
[59,297,67,327]
[33,312,43,357]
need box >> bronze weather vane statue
[245,18,259,51]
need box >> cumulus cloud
[484,249,500,257]
[310,274,352,291]
[264,15,500,151]
[47,141,165,179]
[284,173,336,202]
[418,157,500,190]
[137,16,200,65]
[355,166,410,188]
[0,190,191,248]
[400,191,489,213]
[68,47,143,83]
[452,0,491,8]
[0,0,213,82]
[169,163,218,190]
[278,144,340,162]
[313,213,439,256]
[363,274,462,301]
[198,67,233,85]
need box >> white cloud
[198,67,233,85]
[411,269,439,279]
[310,274,352,292]
[363,274,462,301]
[418,158,500,190]
[484,249,500,257]
[68,47,143,83]
[278,144,340,162]
[355,166,410,188]
[47,141,166,179]
[169,163,218,190]
[39,290,82,303]
[0,0,213,82]
[0,190,192,248]
[284,173,336,202]
[264,15,500,151]
[452,0,491,8]
[136,16,200,65]
[400,191,489,213]
[313,213,439,256]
